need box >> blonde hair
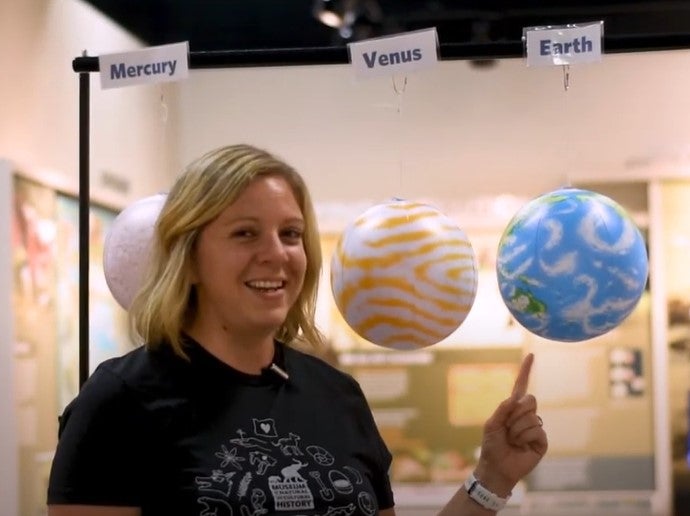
[129,144,325,357]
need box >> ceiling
[82,0,690,63]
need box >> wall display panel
[11,173,131,516]
[12,175,58,515]
[54,194,130,412]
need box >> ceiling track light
[313,0,382,35]
[313,0,357,29]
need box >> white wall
[175,50,690,229]
[0,0,176,207]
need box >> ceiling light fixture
[313,0,357,29]
[313,0,383,40]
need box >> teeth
[248,280,283,289]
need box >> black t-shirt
[47,338,394,515]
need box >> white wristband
[464,471,510,512]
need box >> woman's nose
[257,233,288,262]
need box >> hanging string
[159,85,169,124]
[158,85,170,187]
[392,74,407,96]
[391,74,408,198]
[560,65,574,187]
[562,64,570,92]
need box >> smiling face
[189,174,307,342]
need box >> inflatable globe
[103,193,167,310]
[496,187,648,342]
[331,199,478,350]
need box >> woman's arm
[48,506,140,516]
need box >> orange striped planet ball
[330,199,478,350]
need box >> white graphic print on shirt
[194,418,377,516]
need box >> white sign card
[524,22,603,66]
[99,42,189,89]
[347,28,439,79]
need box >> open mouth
[246,280,285,292]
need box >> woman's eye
[232,229,255,238]
[283,229,303,240]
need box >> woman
[47,144,547,515]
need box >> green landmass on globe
[509,286,547,317]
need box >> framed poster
[11,174,133,515]
[55,193,131,412]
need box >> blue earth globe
[496,187,648,342]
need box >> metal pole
[78,70,90,389]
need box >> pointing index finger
[512,352,534,400]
